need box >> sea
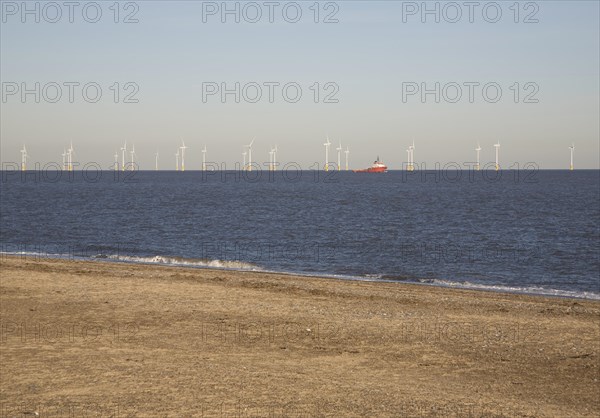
[1,169,599,300]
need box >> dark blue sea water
[1,170,599,299]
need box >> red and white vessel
[353,157,388,173]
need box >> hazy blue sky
[1,0,599,169]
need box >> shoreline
[1,255,599,416]
[2,251,599,301]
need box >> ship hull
[353,166,387,173]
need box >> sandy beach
[0,255,598,417]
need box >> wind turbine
[155,150,159,171]
[336,141,342,171]
[569,144,575,171]
[121,142,127,171]
[68,141,74,171]
[62,148,67,171]
[175,149,180,171]
[242,150,247,171]
[202,146,207,171]
[494,142,500,171]
[344,146,349,171]
[180,139,187,172]
[20,145,27,171]
[475,143,482,171]
[246,138,255,172]
[130,144,136,171]
[408,140,415,171]
[269,148,274,171]
[324,136,331,171]
[114,150,119,171]
[273,145,278,171]
[406,148,411,172]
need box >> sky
[1,0,599,170]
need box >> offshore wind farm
[9,139,583,171]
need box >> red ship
[353,157,388,173]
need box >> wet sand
[0,255,599,417]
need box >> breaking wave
[93,254,263,270]
[374,275,600,300]
[1,250,262,271]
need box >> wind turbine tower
[569,144,575,171]
[269,148,274,172]
[344,146,349,171]
[121,142,127,171]
[476,143,482,171]
[63,149,67,171]
[114,151,119,171]
[180,139,187,172]
[494,142,500,171]
[130,145,136,171]
[324,136,331,171]
[68,142,74,171]
[175,149,180,171]
[336,141,342,171]
[20,145,27,171]
[242,150,247,171]
[202,146,207,171]
[155,150,159,171]
[273,145,278,171]
[246,138,255,172]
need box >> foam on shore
[2,250,599,300]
